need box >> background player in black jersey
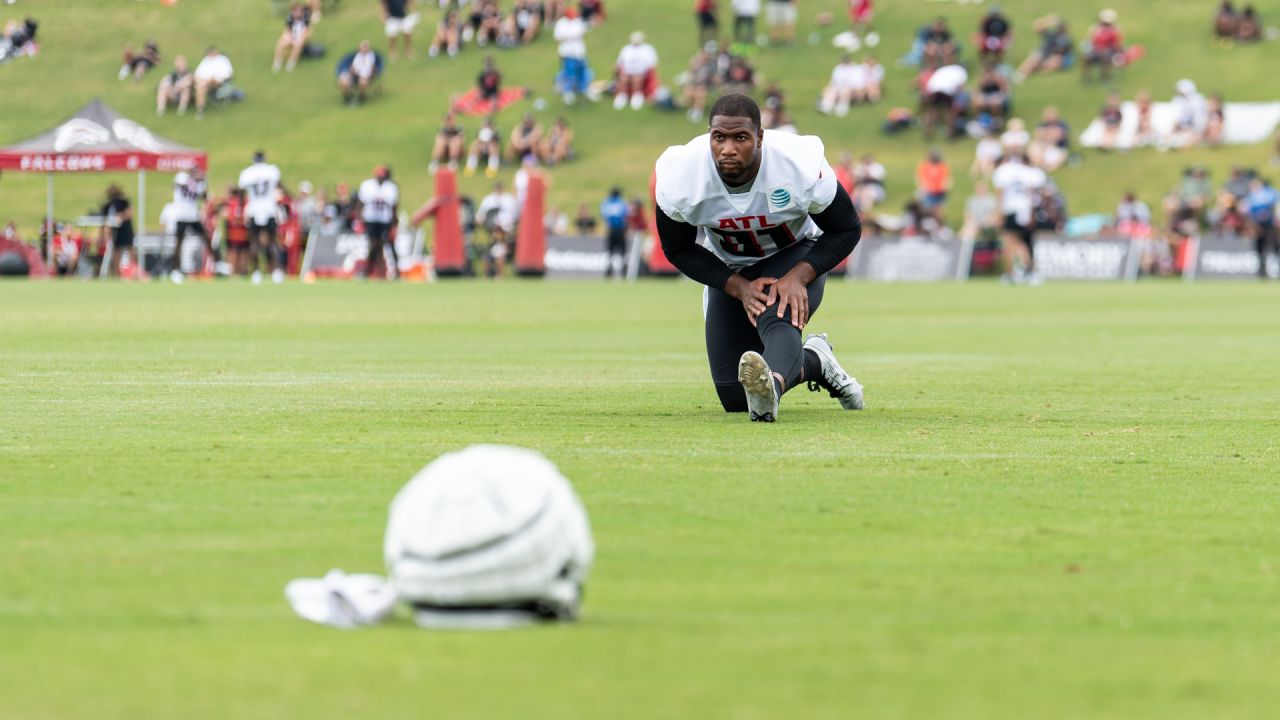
[654,94,865,422]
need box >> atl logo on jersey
[709,215,798,257]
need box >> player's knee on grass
[715,382,749,413]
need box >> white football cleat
[251,270,263,285]
[738,351,779,422]
[804,334,864,410]
[271,269,285,284]
[168,270,185,284]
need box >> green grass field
[3,278,1279,718]
[3,0,1280,236]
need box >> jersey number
[708,223,797,258]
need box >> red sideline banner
[515,173,546,276]
[431,168,467,275]
[646,169,678,275]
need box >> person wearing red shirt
[1082,9,1124,82]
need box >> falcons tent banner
[0,98,207,172]
[1031,235,1141,281]
[844,235,973,282]
[1184,234,1277,281]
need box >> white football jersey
[358,179,399,224]
[171,172,207,223]
[238,162,282,224]
[992,161,1046,225]
[655,129,838,268]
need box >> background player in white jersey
[166,167,219,282]
[356,165,400,280]
[654,94,865,422]
[238,151,285,284]
[992,153,1047,284]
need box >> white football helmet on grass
[384,445,594,628]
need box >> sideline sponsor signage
[1185,234,1275,281]
[845,235,972,282]
[545,234,611,279]
[1031,235,1140,281]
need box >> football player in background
[166,167,220,282]
[357,165,400,280]
[653,93,864,422]
[238,151,286,284]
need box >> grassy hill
[2,0,1279,238]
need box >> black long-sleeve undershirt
[655,183,862,291]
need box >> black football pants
[704,240,827,412]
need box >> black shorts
[697,11,717,29]
[928,91,954,108]
[606,226,627,254]
[175,220,209,241]
[704,240,826,390]
[365,221,392,242]
[247,218,278,238]
[1002,214,1034,246]
[112,235,135,249]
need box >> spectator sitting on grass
[428,10,462,58]
[1214,1,1239,44]
[853,153,887,213]
[766,0,797,46]
[1204,93,1226,146]
[731,0,761,47]
[1014,15,1072,81]
[1168,79,1208,149]
[972,64,1011,129]
[762,92,797,133]
[921,17,956,65]
[1081,9,1124,83]
[273,2,312,73]
[974,5,1012,64]
[1029,106,1070,172]
[337,41,381,105]
[466,0,504,48]
[614,31,658,111]
[507,112,543,163]
[679,46,717,122]
[1,18,37,60]
[156,54,193,117]
[537,116,575,166]
[193,46,234,118]
[1097,92,1124,151]
[1237,5,1262,42]
[119,41,160,81]
[466,115,502,178]
[430,111,466,172]
[508,0,544,45]
[477,55,502,102]
[818,55,864,117]
[971,127,1003,178]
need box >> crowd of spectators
[1213,2,1264,45]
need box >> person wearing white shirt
[614,31,658,110]
[923,63,967,140]
[819,55,865,117]
[193,46,234,118]
[860,56,884,102]
[357,165,400,280]
[731,0,762,45]
[339,40,380,105]
[554,7,589,104]
[238,151,285,283]
[165,167,219,281]
[476,181,520,277]
[992,153,1047,284]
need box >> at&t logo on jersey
[768,186,793,211]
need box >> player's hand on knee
[768,275,809,328]
[726,275,775,326]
